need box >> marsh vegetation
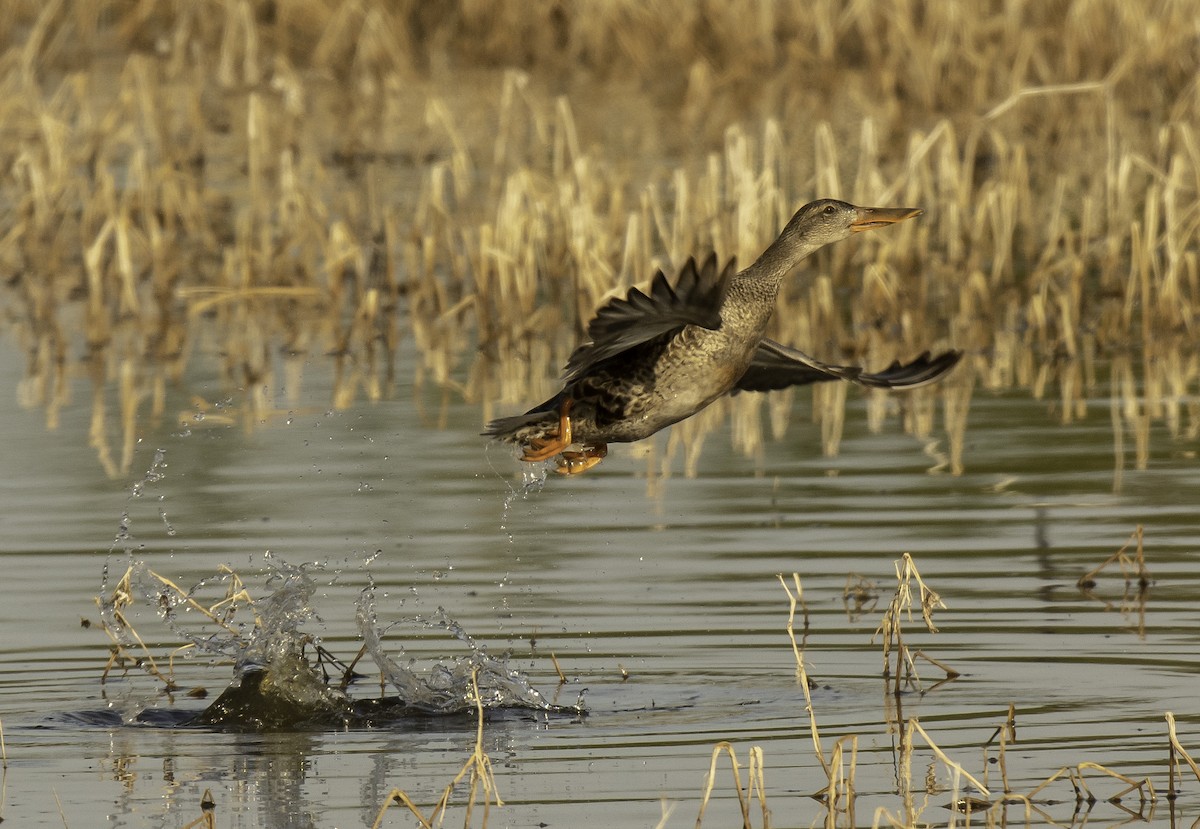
[1,0,1197,480]
[2,2,1200,827]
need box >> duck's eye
[823,204,837,215]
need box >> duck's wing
[562,254,735,383]
[733,339,962,393]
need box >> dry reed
[51,789,67,828]
[778,574,825,771]
[684,563,1197,828]
[873,553,952,695]
[1024,760,1155,806]
[986,704,1018,796]
[96,562,255,692]
[693,742,770,829]
[1166,712,1200,799]
[1077,522,1152,589]
[179,789,216,829]
[0,1,1196,478]
[370,667,503,829]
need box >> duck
[485,199,961,474]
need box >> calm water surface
[1,342,1198,829]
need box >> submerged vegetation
[0,0,1197,479]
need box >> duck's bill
[850,206,923,232]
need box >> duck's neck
[725,234,823,330]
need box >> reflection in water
[12,279,1199,494]
[108,731,323,829]
[3,381,1200,827]
[235,732,320,829]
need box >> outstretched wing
[562,254,736,383]
[733,339,962,393]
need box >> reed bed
[0,1,1197,477]
[678,554,1199,829]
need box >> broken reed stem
[778,573,826,775]
[823,736,858,824]
[370,667,502,829]
[97,578,170,687]
[906,718,991,799]
[900,554,945,634]
[435,666,503,824]
[1025,760,1155,805]
[911,650,959,680]
[694,742,768,829]
[179,788,217,829]
[0,717,6,769]
[999,704,1015,794]
[339,643,369,691]
[1167,712,1200,799]
[550,652,566,684]
[371,788,429,829]
[52,789,68,828]
[651,798,678,829]
[1078,524,1152,588]
[874,554,947,695]
[776,573,858,822]
[825,740,843,818]
[1077,762,1155,804]
[1025,766,1078,801]
[983,81,1110,121]
[97,563,259,689]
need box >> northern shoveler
[485,199,961,474]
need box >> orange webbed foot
[519,399,574,463]
[554,443,608,475]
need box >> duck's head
[782,198,922,249]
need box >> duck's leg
[555,443,607,475]
[520,399,574,462]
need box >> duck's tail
[482,393,566,443]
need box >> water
[1,343,1199,828]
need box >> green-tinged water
[1,339,1198,829]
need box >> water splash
[129,448,168,498]
[499,462,549,538]
[356,583,570,715]
[96,556,581,730]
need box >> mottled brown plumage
[485,199,961,474]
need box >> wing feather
[562,253,735,383]
[733,339,962,393]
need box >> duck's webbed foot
[520,399,574,462]
[518,400,608,474]
[554,443,608,476]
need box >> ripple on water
[1,370,1198,827]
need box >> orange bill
[850,206,922,232]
